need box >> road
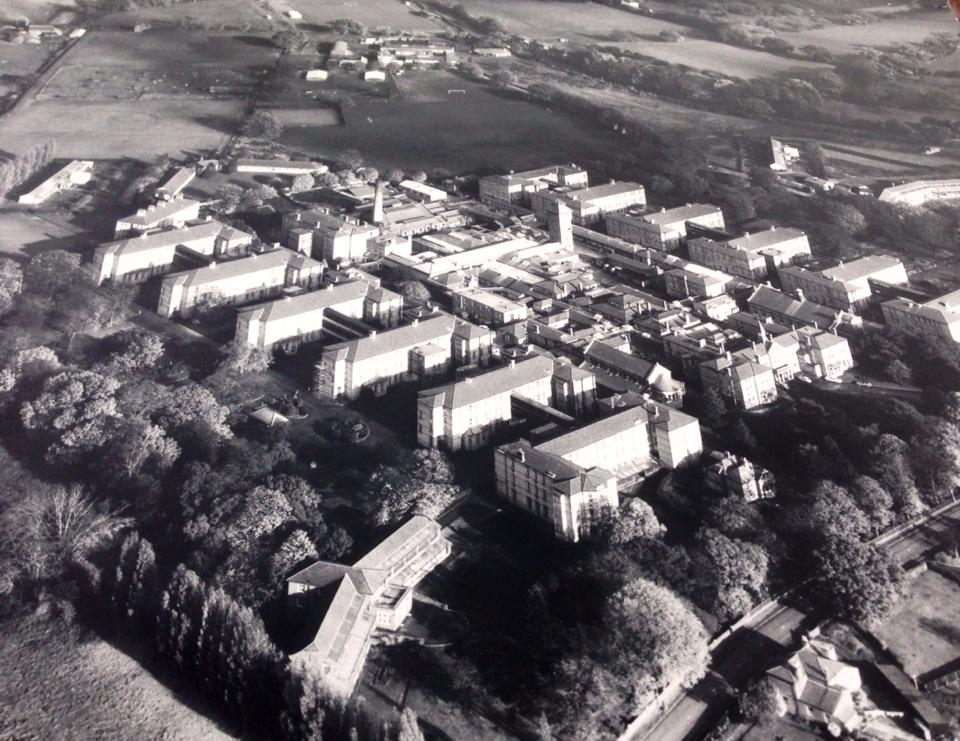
[631,501,960,741]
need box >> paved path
[631,500,960,741]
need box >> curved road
[630,501,960,741]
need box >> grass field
[874,569,960,678]
[461,0,827,79]
[0,97,244,159]
[101,0,275,30]
[0,613,235,740]
[781,10,954,54]
[266,0,445,31]
[277,71,635,175]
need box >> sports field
[277,72,632,174]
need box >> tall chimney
[372,180,385,225]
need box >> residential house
[705,450,775,501]
[700,353,778,410]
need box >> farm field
[0,97,245,159]
[0,39,54,78]
[100,0,274,30]
[873,569,960,678]
[461,0,827,78]
[781,10,954,54]
[277,72,637,175]
[0,614,235,740]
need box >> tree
[397,708,425,741]
[3,484,129,581]
[22,250,82,299]
[366,449,461,525]
[813,532,903,625]
[240,184,278,208]
[102,417,181,481]
[243,110,283,139]
[911,419,960,502]
[740,677,785,726]
[357,167,379,184]
[224,485,293,548]
[315,171,341,189]
[535,711,552,741]
[807,480,871,541]
[21,369,121,464]
[870,434,925,517]
[607,498,664,544]
[805,142,829,178]
[850,476,895,533]
[105,329,165,374]
[0,346,60,391]
[156,382,231,438]
[0,258,22,314]
[823,201,866,236]
[157,564,205,673]
[112,532,158,628]
[396,280,431,303]
[605,577,709,692]
[698,527,768,619]
[338,149,364,170]
[410,170,427,183]
[385,168,405,184]
[270,529,317,582]
[290,173,313,193]
[701,386,728,427]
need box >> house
[156,167,196,202]
[157,247,324,318]
[115,197,201,237]
[882,289,960,343]
[287,516,450,696]
[767,635,863,734]
[796,327,853,380]
[452,287,528,327]
[416,355,555,451]
[583,339,685,405]
[315,314,465,400]
[705,450,775,501]
[778,256,907,313]
[606,204,724,252]
[478,164,589,210]
[747,285,842,330]
[700,353,778,410]
[18,160,93,205]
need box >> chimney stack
[372,180,385,225]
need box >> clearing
[0,612,235,740]
[873,569,960,679]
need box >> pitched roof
[163,246,315,289]
[328,314,456,363]
[728,226,806,253]
[98,220,224,257]
[420,355,554,410]
[118,197,200,226]
[237,280,368,324]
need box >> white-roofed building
[156,167,196,201]
[530,181,645,226]
[689,226,810,281]
[478,164,589,210]
[287,515,450,696]
[115,197,201,237]
[398,179,447,202]
[18,160,93,205]
[607,204,724,252]
[879,179,960,207]
[778,256,907,313]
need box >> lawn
[0,612,235,740]
[277,70,636,175]
[874,569,960,678]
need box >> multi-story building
[494,442,618,542]
[747,285,841,330]
[690,226,810,281]
[398,179,447,202]
[530,181,645,226]
[478,164,589,210]
[700,353,778,410]
[115,197,201,237]
[416,356,555,451]
[663,266,730,300]
[452,288,528,327]
[705,450,776,502]
[778,256,907,312]
[878,178,960,207]
[93,220,253,284]
[733,333,801,385]
[158,248,324,318]
[552,362,597,417]
[796,327,854,380]
[452,319,495,367]
[316,315,462,400]
[287,515,450,696]
[235,281,372,350]
[882,289,960,343]
[694,294,739,322]
[606,204,725,252]
[644,400,703,469]
[282,210,380,264]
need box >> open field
[265,0,444,31]
[0,97,244,159]
[874,569,960,678]
[461,0,827,78]
[277,71,639,175]
[0,613,235,740]
[781,10,954,54]
[0,210,88,256]
[101,0,275,30]
[0,39,54,78]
